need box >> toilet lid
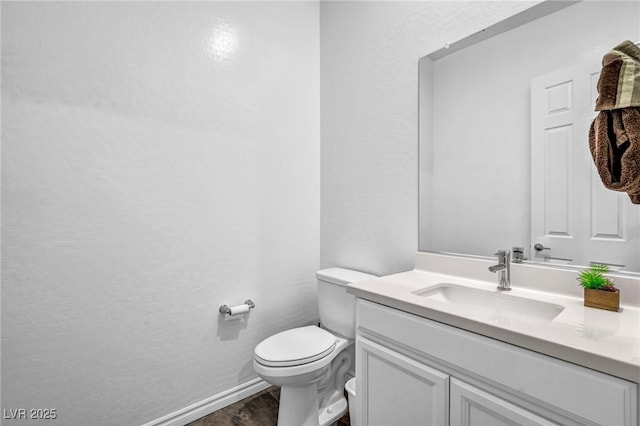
[254,326,336,367]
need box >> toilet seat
[254,326,336,367]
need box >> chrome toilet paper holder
[219,299,255,316]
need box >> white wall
[319,1,538,276]
[1,2,319,425]
[423,1,640,258]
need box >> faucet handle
[512,247,525,263]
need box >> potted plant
[578,264,619,312]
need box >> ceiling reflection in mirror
[418,1,640,274]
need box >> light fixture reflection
[208,18,238,62]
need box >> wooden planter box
[584,288,620,312]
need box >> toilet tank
[316,268,377,339]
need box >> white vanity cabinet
[355,299,639,426]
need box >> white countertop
[347,253,640,383]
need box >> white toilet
[253,268,375,426]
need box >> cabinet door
[450,379,558,426]
[357,337,449,426]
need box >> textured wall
[1,2,319,425]
[319,1,538,276]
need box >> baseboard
[141,378,271,426]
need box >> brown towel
[589,40,640,204]
[595,40,640,110]
[589,108,640,204]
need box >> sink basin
[413,284,565,322]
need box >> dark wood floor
[186,386,350,426]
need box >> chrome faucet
[489,250,511,291]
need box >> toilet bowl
[254,326,351,426]
[253,268,376,426]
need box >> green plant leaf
[577,269,607,289]
[578,264,617,291]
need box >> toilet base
[277,385,347,426]
[278,384,319,426]
[318,396,347,426]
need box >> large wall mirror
[419,0,640,274]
